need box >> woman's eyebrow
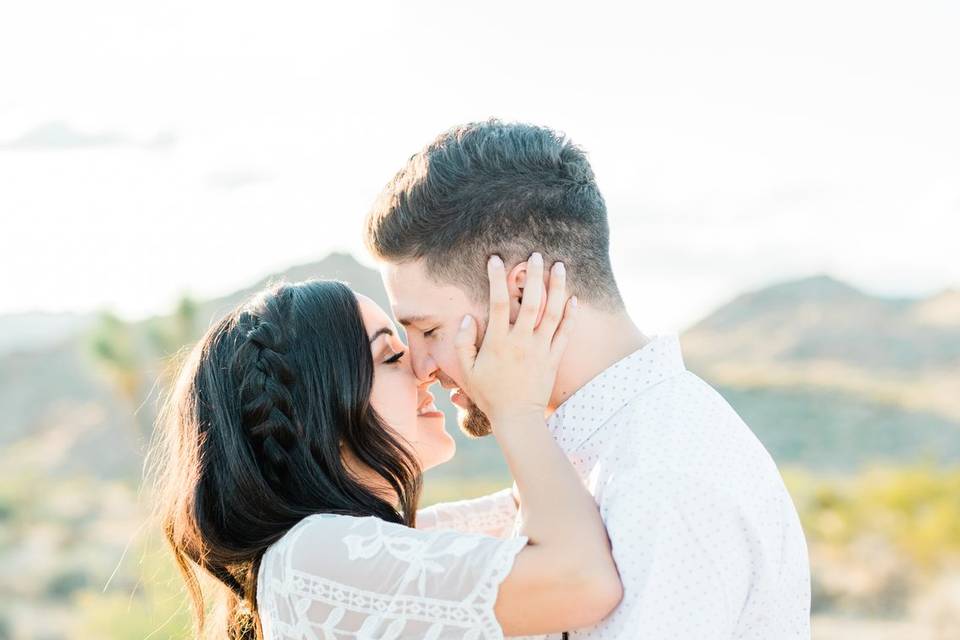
[368,327,394,343]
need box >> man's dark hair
[364,119,623,310]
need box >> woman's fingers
[465,254,572,421]
[486,255,510,339]
[549,295,578,366]
[537,260,567,339]
[515,252,544,333]
[454,314,479,377]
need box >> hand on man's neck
[547,302,650,415]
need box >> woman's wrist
[490,412,553,455]
[487,408,546,431]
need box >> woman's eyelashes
[384,350,406,365]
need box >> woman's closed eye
[384,350,406,365]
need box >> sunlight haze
[2,0,957,332]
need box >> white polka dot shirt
[425,335,812,639]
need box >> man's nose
[408,340,438,383]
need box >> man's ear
[506,259,548,326]
[506,261,526,324]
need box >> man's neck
[547,304,650,414]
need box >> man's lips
[450,388,471,409]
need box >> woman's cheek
[387,371,419,438]
[371,373,404,430]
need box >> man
[364,120,811,638]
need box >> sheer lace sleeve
[257,513,528,640]
[416,488,518,538]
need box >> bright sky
[1,1,957,332]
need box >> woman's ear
[507,259,549,327]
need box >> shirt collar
[547,334,687,454]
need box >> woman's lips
[417,399,443,418]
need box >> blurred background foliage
[1,254,957,639]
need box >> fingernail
[489,255,503,267]
[461,315,473,328]
[554,261,565,275]
[571,296,578,307]
[531,252,542,264]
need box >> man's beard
[457,397,492,438]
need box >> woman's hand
[454,254,621,635]
[454,252,577,427]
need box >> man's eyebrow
[368,327,393,343]
[396,314,435,327]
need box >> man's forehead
[381,260,438,291]
[394,312,437,327]
[380,259,433,286]
[379,259,477,324]
[378,263,432,322]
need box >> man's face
[380,259,493,437]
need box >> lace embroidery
[344,517,483,595]
[257,513,528,639]
[418,489,518,536]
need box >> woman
[151,255,622,639]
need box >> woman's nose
[416,371,437,387]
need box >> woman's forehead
[355,294,395,335]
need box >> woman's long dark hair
[148,279,422,639]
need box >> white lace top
[256,496,527,640]
[415,488,519,539]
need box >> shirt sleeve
[598,470,755,639]
[416,487,518,538]
[257,513,528,640]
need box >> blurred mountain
[682,274,960,469]
[683,274,960,372]
[0,311,96,357]
[195,252,391,323]
[0,253,501,482]
[1,258,957,483]
[910,288,960,328]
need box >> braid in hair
[232,289,301,488]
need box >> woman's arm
[492,412,623,634]
[454,253,623,635]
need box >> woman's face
[355,293,456,472]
